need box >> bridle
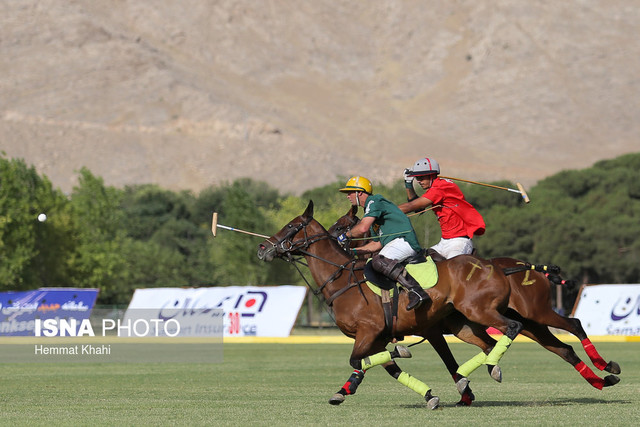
[263,217,367,307]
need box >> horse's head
[327,206,369,254]
[257,200,322,262]
[327,205,359,239]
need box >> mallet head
[211,212,218,237]
[516,183,531,203]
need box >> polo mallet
[439,176,530,203]
[211,212,269,238]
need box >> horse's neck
[303,238,359,299]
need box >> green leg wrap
[456,351,487,377]
[485,335,513,366]
[397,371,430,397]
[361,351,392,371]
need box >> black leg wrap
[342,370,365,395]
[505,320,523,340]
[384,363,403,380]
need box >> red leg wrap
[453,373,474,406]
[575,361,604,390]
[341,381,353,395]
[581,338,608,370]
[459,390,473,406]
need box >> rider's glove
[337,233,349,247]
[404,168,413,189]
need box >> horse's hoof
[455,376,469,395]
[605,361,621,375]
[488,364,502,383]
[329,393,345,405]
[425,392,440,410]
[392,345,412,359]
[603,375,620,387]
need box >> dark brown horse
[258,201,523,409]
[329,205,621,394]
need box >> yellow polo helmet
[339,176,372,194]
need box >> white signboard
[572,284,640,336]
[126,286,307,337]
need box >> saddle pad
[366,256,439,297]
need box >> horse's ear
[349,205,358,217]
[303,200,314,219]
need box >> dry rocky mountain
[2,1,639,196]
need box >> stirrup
[406,291,426,311]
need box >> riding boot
[396,270,431,311]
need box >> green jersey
[362,194,421,251]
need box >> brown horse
[257,201,523,409]
[329,205,621,393]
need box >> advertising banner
[572,284,640,336]
[125,286,307,337]
[0,288,98,336]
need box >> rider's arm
[398,195,433,214]
[348,216,375,238]
[405,185,419,203]
[354,240,382,255]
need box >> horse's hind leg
[516,316,620,389]
[527,309,621,374]
[434,314,501,405]
[455,313,522,381]
[426,329,475,406]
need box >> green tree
[120,184,194,241]
[208,181,295,286]
[66,168,131,303]
[0,155,71,290]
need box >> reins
[269,220,368,307]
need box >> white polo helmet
[407,157,440,177]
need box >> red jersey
[423,178,485,239]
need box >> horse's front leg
[330,333,439,409]
[328,340,412,405]
[328,369,366,405]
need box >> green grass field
[1,341,638,426]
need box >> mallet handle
[440,176,530,203]
[440,176,514,192]
[216,224,270,239]
[211,212,270,238]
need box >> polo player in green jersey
[336,176,431,311]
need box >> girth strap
[380,284,402,342]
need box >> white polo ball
[37,213,47,222]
